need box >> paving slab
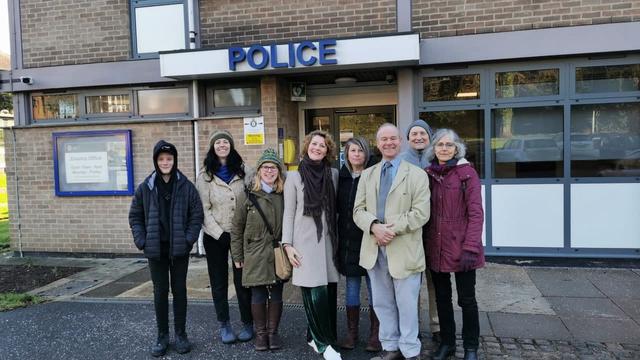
[547,297,629,320]
[561,317,640,344]
[527,268,605,298]
[452,311,494,337]
[470,263,554,315]
[488,313,572,341]
[612,298,640,322]
[585,269,640,299]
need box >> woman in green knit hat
[230,148,287,351]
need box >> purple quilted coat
[423,159,485,273]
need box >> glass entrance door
[305,106,396,165]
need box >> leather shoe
[370,350,403,360]
[431,343,455,360]
[463,349,478,360]
[150,333,169,357]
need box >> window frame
[29,85,192,124]
[204,82,262,117]
[130,0,190,59]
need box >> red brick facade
[413,0,640,38]
[199,0,396,48]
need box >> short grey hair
[426,128,467,161]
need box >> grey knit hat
[257,148,284,173]
[406,119,433,140]
[208,129,235,148]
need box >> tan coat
[195,166,254,239]
[282,170,340,288]
[353,160,430,279]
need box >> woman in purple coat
[423,128,484,360]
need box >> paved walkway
[1,254,639,359]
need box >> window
[420,110,485,178]
[576,64,640,94]
[86,94,131,114]
[131,0,188,58]
[30,86,191,123]
[138,88,190,116]
[570,102,640,177]
[423,74,480,101]
[495,69,559,98]
[492,106,563,178]
[205,84,260,115]
[32,94,79,121]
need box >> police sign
[228,39,337,71]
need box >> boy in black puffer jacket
[129,140,203,357]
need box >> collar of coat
[146,170,184,190]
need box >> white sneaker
[308,340,320,353]
[322,345,342,360]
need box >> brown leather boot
[365,305,382,352]
[251,303,268,351]
[267,301,283,350]
[340,305,360,349]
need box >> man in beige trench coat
[353,123,431,360]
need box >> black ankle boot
[431,343,456,360]
[150,333,169,357]
[174,330,192,354]
[463,349,478,360]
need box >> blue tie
[377,161,393,221]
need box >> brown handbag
[247,192,292,281]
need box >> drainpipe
[10,127,23,258]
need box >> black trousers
[430,269,480,350]
[203,233,252,324]
[148,252,189,335]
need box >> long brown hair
[300,130,337,164]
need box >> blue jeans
[345,275,373,307]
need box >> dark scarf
[215,165,234,184]
[299,155,337,250]
[429,158,458,175]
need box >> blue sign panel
[229,39,337,71]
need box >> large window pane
[423,74,480,101]
[571,102,640,177]
[496,69,559,98]
[138,88,189,116]
[86,94,130,114]
[420,110,485,178]
[134,3,186,54]
[492,106,563,178]
[32,95,78,120]
[213,88,259,108]
[576,64,640,94]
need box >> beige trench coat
[282,169,340,288]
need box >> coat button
[231,197,234,201]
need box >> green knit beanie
[257,148,284,173]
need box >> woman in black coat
[336,137,381,352]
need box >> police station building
[0,0,638,258]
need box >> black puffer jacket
[336,164,367,277]
[129,170,204,259]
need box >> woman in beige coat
[196,130,254,344]
[282,130,341,360]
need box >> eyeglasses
[261,165,279,172]
[435,142,456,149]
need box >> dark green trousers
[301,282,337,353]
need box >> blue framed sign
[52,130,134,196]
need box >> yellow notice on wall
[244,116,265,145]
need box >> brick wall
[276,79,300,165]
[199,0,396,48]
[413,0,640,38]
[20,0,130,68]
[5,121,195,254]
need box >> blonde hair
[300,130,337,164]
[252,162,285,193]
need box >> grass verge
[0,292,45,311]
[0,219,9,252]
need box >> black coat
[129,170,204,259]
[336,165,367,277]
